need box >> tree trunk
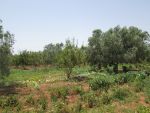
[113,63,118,74]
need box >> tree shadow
[0,83,19,96]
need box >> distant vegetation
[10,25,150,77]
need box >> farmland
[0,8,150,113]
[0,65,150,113]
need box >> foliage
[136,105,150,113]
[0,21,14,77]
[43,43,63,64]
[143,77,150,103]
[57,39,86,78]
[37,96,47,110]
[113,88,130,101]
[88,26,150,72]
[89,74,114,92]
[101,93,112,105]
[81,91,98,108]
[0,96,19,108]
[12,50,44,67]
[50,87,69,101]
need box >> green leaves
[88,26,150,71]
[0,21,14,77]
[57,39,86,78]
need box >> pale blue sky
[0,0,150,53]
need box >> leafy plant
[37,96,47,110]
[90,74,114,92]
[81,92,98,108]
[113,88,130,101]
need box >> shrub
[81,92,98,108]
[90,74,114,92]
[113,88,130,101]
[114,72,146,85]
[115,74,128,85]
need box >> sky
[0,0,150,53]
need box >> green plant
[90,74,114,92]
[4,96,19,107]
[37,96,47,110]
[81,92,98,108]
[136,105,150,113]
[113,88,130,101]
[69,86,83,95]
[101,93,112,105]
[143,77,150,103]
[50,87,68,101]
[134,80,145,92]
[26,94,35,105]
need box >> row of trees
[11,26,150,76]
[11,40,87,78]
[88,26,150,73]
[0,20,150,78]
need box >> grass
[0,66,149,113]
[0,67,64,87]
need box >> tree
[0,21,14,77]
[12,50,44,68]
[88,29,104,70]
[43,43,63,65]
[103,26,124,73]
[88,26,150,73]
[57,39,79,78]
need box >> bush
[113,88,130,101]
[90,74,114,92]
[81,92,98,108]
[115,74,128,85]
[114,72,146,85]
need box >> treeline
[1,20,150,78]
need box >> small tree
[57,39,78,79]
